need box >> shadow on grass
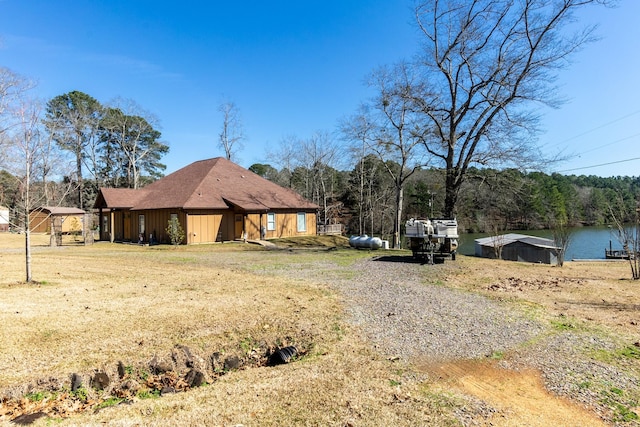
[372,255,429,264]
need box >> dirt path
[423,360,607,426]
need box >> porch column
[110,210,115,243]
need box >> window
[102,215,109,232]
[297,212,306,232]
[138,214,145,235]
[267,213,276,231]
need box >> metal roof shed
[475,233,561,264]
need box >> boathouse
[474,233,561,264]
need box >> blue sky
[0,0,638,178]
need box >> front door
[234,214,244,240]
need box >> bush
[166,218,185,246]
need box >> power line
[556,109,640,145]
[559,156,640,173]
[578,132,640,155]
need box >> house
[93,157,319,244]
[474,233,561,264]
[0,205,9,232]
[29,206,86,234]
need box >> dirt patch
[487,276,587,292]
[422,360,608,427]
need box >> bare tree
[218,101,245,161]
[266,135,299,188]
[297,131,341,226]
[610,201,640,280]
[552,221,571,267]
[267,132,344,226]
[1,96,73,282]
[0,68,33,129]
[412,0,612,218]
[356,62,427,248]
[37,124,65,205]
[489,229,506,260]
[628,208,640,280]
[340,107,376,236]
[0,68,35,167]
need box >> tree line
[249,157,640,239]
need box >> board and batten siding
[245,213,262,240]
[131,209,183,244]
[129,209,229,244]
[186,210,232,244]
[29,211,51,233]
[102,209,316,244]
[29,212,84,234]
[113,211,124,241]
[233,211,316,241]
[256,210,316,240]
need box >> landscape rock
[70,373,82,392]
[149,355,173,374]
[120,379,140,393]
[10,411,46,425]
[35,377,64,392]
[171,345,194,370]
[224,355,241,371]
[90,372,110,390]
[172,345,211,384]
[160,386,176,395]
[210,352,223,372]
[184,369,205,388]
[117,361,126,379]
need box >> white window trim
[267,213,276,231]
[297,212,306,232]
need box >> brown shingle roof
[31,206,86,215]
[95,188,147,209]
[96,158,318,211]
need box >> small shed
[0,205,9,232]
[475,233,561,264]
[29,206,86,234]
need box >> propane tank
[349,235,383,250]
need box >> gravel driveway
[334,257,544,361]
[264,252,640,426]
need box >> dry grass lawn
[0,234,460,426]
[1,233,640,426]
[442,255,640,336]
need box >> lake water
[457,225,632,260]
